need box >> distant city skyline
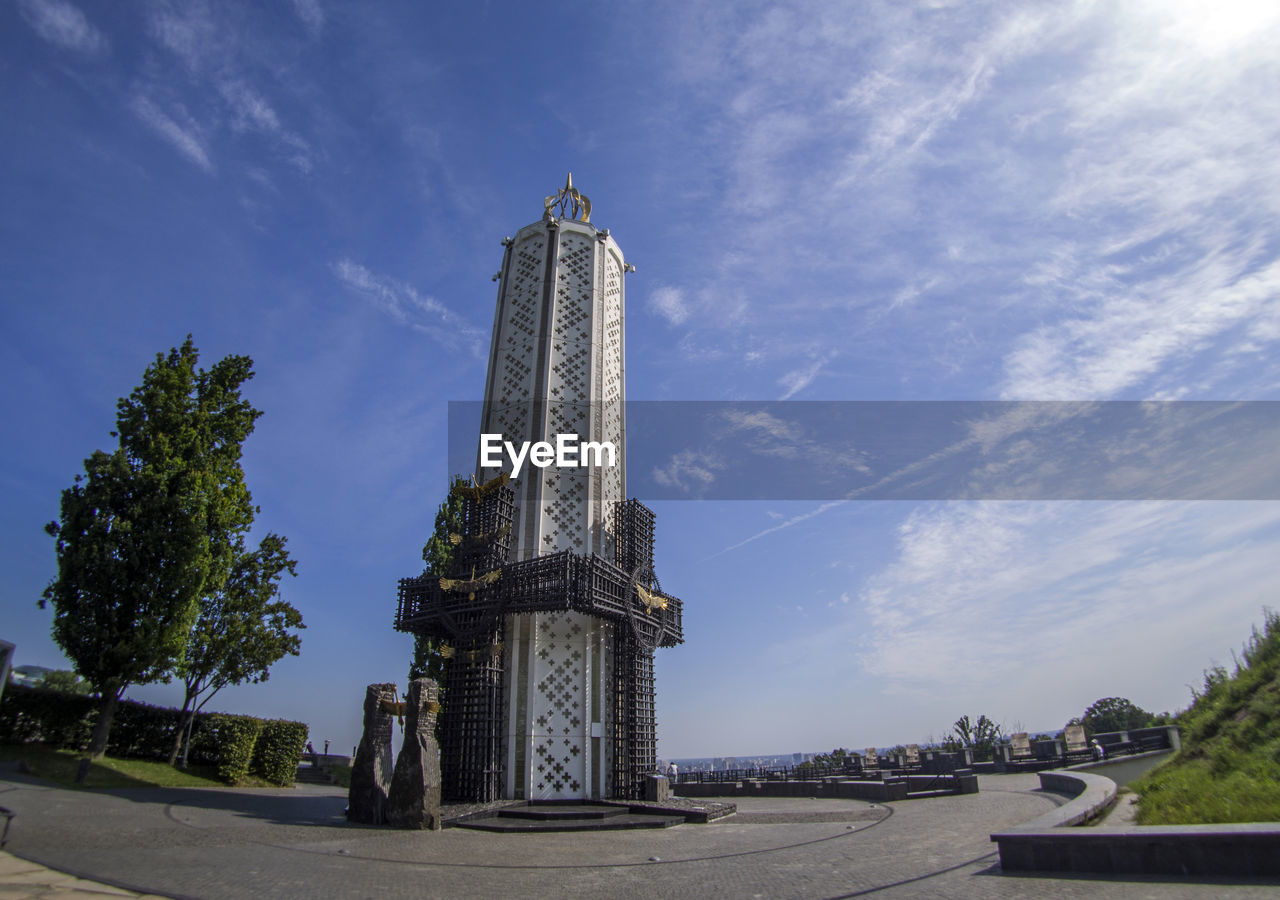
[4,1,1279,760]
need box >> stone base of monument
[456,801,686,833]
[386,678,443,830]
[347,683,396,825]
[644,774,671,802]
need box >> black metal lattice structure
[614,498,655,575]
[395,482,682,802]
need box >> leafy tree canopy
[169,532,303,763]
[1082,697,1156,735]
[42,337,261,761]
[408,482,467,686]
[39,670,92,695]
[942,714,1003,759]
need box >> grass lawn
[1133,610,1280,825]
[0,744,276,790]
[328,761,352,788]
[1135,748,1280,825]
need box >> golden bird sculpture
[451,472,510,501]
[635,582,667,612]
[439,565,502,600]
[448,523,510,547]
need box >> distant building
[9,664,54,687]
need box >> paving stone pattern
[1,771,1277,899]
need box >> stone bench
[991,769,1280,876]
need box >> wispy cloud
[139,2,316,177]
[651,449,723,495]
[650,286,689,326]
[640,1,1280,405]
[146,1,217,74]
[129,94,213,173]
[851,501,1280,707]
[219,80,313,173]
[331,259,484,354]
[289,0,325,36]
[711,500,844,558]
[17,0,106,54]
[991,2,1280,400]
[778,352,834,400]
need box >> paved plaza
[2,771,1277,899]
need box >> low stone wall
[1065,748,1172,787]
[991,769,1280,877]
[675,772,977,803]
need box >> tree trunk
[77,685,121,781]
[168,708,195,766]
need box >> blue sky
[3,0,1279,759]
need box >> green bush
[0,683,95,748]
[3,684,308,786]
[251,719,308,786]
[200,714,263,784]
[106,700,183,758]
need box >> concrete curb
[674,772,978,803]
[991,769,1280,877]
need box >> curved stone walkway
[1,772,1277,899]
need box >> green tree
[168,533,303,764]
[407,483,466,685]
[943,714,1003,760]
[40,669,92,694]
[802,747,851,772]
[1082,697,1156,735]
[41,338,261,770]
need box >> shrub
[0,683,95,748]
[251,719,308,786]
[2,685,307,786]
[106,700,183,759]
[200,714,263,784]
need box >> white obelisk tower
[478,175,628,799]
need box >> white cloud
[778,352,833,400]
[129,95,213,173]
[331,259,484,353]
[712,500,843,557]
[651,449,723,495]
[219,81,314,174]
[289,0,325,35]
[147,1,217,74]
[17,0,106,54]
[638,1,1280,407]
[650,286,689,326]
[852,501,1280,713]
[1001,241,1280,402]
[989,3,1280,400]
[220,81,281,133]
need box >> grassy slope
[1133,611,1280,825]
[0,744,275,789]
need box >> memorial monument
[395,176,683,804]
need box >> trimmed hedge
[108,700,184,758]
[199,714,263,784]
[1,683,308,786]
[252,719,309,786]
[0,684,95,748]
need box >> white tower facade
[478,177,628,799]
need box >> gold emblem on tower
[544,172,592,223]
